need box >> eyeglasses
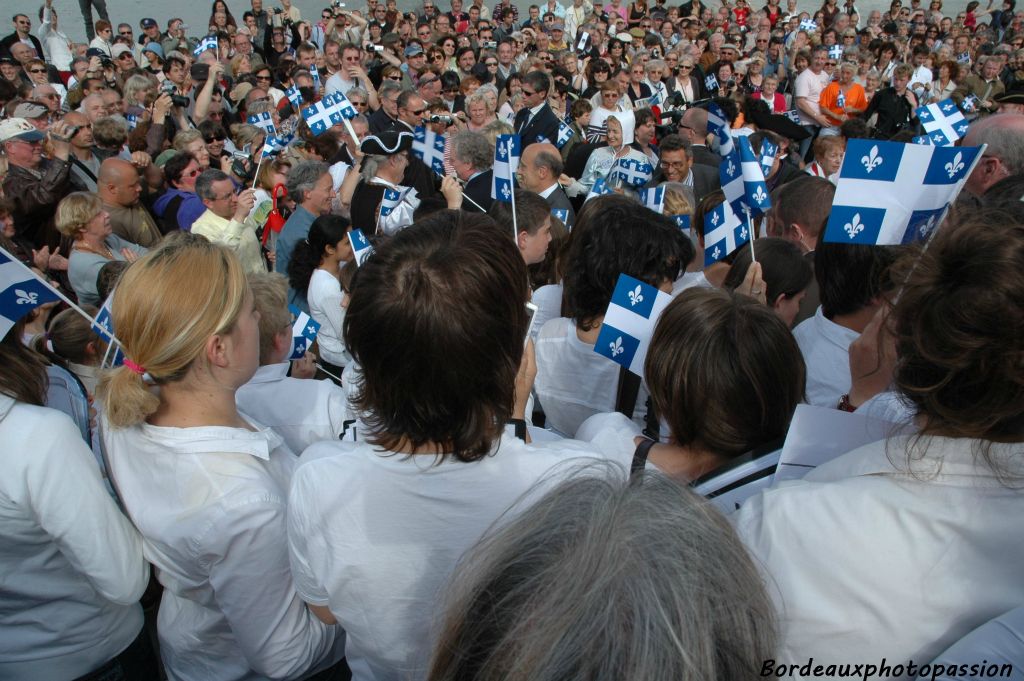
[485,61,498,66]
[350,100,367,106]
[204,133,226,142]
[680,63,694,69]
[602,91,620,97]
[29,68,47,73]
[408,107,426,115]
[118,53,134,59]
[255,74,272,81]
[386,75,402,80]
[521,87,536,96]
[120,30,133,35]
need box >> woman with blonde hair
[97,236,345,681]
[57,192,147,305]
[173,129,210,169]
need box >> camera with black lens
[654,109,685,138]
[100,57,113,68]
[481,40,497,49]
[170,94,191,107]
[366,44,384,53]
[428,113,454,125]
[272,7,283,13]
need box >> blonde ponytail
[97,366,161,429]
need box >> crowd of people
[1,0,1024,678]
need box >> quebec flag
[556,120,574,149]
[289,304,320,360]
[670,214,691,234]
[126,114,138,131]
[491,134,521,203]
[91,295,125,367]
[262,133,293,159]
[706,103,734,157]
[309,64,321,90]
[302,94,356,137]
[758,138,778,177]
[704,73,719,92]
[823,139,983,246]
[193,35,218,57]
[551,208,569,224]
[285,85,303,110]
[915,98,970,146]
[638,186,664,213]
[412,126,447,176]
[585,177,613,202]
[379,187,410,217]
[610,157,653,188]
[348,229,373,266]
[703,200,750,267]
[0,247,62,339]
[247,111,276,136]
[593,273,673,376]
[720,136,771,219]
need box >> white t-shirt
[288,435,631,681]
[794,68,831,125]
[534,317,648,437]
[308,268,351,367]
[792,306,859,408]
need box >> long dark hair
[0,321,48,406]
[287,215,353,293]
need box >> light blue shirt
[275,204,318,314]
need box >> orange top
[819,82,868,127]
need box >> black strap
[631,438,656,474]
[70,157,98,183]
[614,367,641,419]
[159,194,185,234]
[507,418,528,442]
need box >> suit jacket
[646,163,721,204]
[463,170,494,213]
[514,103,561,147]
[690,144,720,168]
[543,185,575,230]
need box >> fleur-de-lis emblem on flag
[861,146,883,173]
[919,215,937,238]
[628,285,643,307]
[942,103,954,112]
[739,225,748,240]
[500,184,511,200]
[498,144,507,159]
[711,210,720,226]
[610,336,624,356]
[712,245,721,260]
[945,151,964,178]
[752,186,767,204]
[15,289,37,305]
[844,213,865,239]
[726,159,736,177]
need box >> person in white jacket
[37,0,74,72]
[0,328,154,680]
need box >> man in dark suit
[679,106,721,168]
[0,14,44,62]
[648,134,721,204]
[450,129,495,213]
[513,70,562,148]
[518,141,575,229]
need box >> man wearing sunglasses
[0,14,44,64]
[514,70,562,146]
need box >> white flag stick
[744,206,757,263]
[507,139,518,241]
[342,118,361,147]
[251,155,265,189]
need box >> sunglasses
[204,133,226,142]
[485,61,498,66]
[419,77,438,86]
[408,107,425,115]
[387,75,402,80]
[120,30,133,35]
[521,87,536,95]
[29,68,47,73]
[350,100,367,106]
[255,74,272,80]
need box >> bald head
[519,142,563,192]
[98,158,142,207]
[80,93,107,123]
[962,113,1024,196]
[681,107,709,137]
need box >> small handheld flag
[707,103,734,157]
[585,177,614,202]
[705,73,719,91]
[288,304,320,360]
[638,186,665,213]
[348,229,374,266]
[412,126,447,175]
[285,85,303,110]
[610,157,653,188]
[91,296,125,367]
[961,94,980,113]
[720,136,771,219]
[828,44,844,60]
[247,112,277,136]
[782,110,801,123]
[703,201,750,267]
[0,249,62,339]
[915,98,969,146]
[491,134,521,203]
[822,139,984,246]
[379,187,410,217]
[758,138,779,177]
[551,207,570,224]
[799,18,818,32]
[126,113,138,131]
[593,273,674,376]
[956,51,971,64]
[309,64,321,90]
[261,132,293,158]
[556,121,574,149]
[301,94,357,136]
[836,90,846,109]
[576,30,590,53]
[670,214,691,233]
[193,35,218,57]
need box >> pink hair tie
[124,359,146,376]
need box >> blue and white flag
[916,98,969,146]
[836,90,846,109]
[379,186,411,217]
[800,18,818,32]
[720,135,771,219]
[126,113,138,131]
[782,109,801,124]
[704,73,719,92]
[288,304,320,360]
[585,177,613,202]
[301,95,355,136]
[638,186,664,213]
[551,207,570,224]
[247,111,276,136]
[912,134,933,145]
[707,103,734,158]
[758,138,779,177]
[193,35,218,57]
[556,120,574,149]
[593,273,673,376]
[956,51,971,64]
[0,247,62,339]
[261,132,293,158]
[670,214,691,233]
[348,228,373,266]
[309,64,321,90]
[491,134,521,203]
[828,44,844,60]
[610,157,653,188]
[285,84,303,110]
[961,94,980,113]
[823,139,983,246]
[412,126,447,175]
[703,200,750,267]
[91,295,125,366]
[324,92,358,119]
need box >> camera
[272,7,283,13]
[366,44,384,53]
[332,0,346,6]
[100,57,113,68]
[654,109,685,138]
[481,40,497,49]
[170,94,191,107]
[428,114,454,125]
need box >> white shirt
[530,283,563,341]
[794,67,831,125]
[235,362,352,454]
[535,317,648,437]
[734,435,1024,673]
[102,415,344,681]
[288,435,631,681]
[325,72,359,98]
[37,8,74,71]
[0,396,146,681]
[792,306,859,407]
[308,268,351,367]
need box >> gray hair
[529,144,563,177]
[195,168,231,200]
[378,79,403,100]
[345,86,369,102]
[465,90,493,112]
[247,98,276,116]
[646,58,667,73]
[964,113,1024,177]
[449,130,493,171]
[123,74,155,105]
[428,469,777,680]
[287,160,330,204]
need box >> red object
[261,183,288,246]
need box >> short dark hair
[343,210,530,463]
[658,133,691,156]
[646,287,805,458]
[195,168,231,201]
[562,195,691,330]
[633,107,656,128]
[488,189,550,236]
[722,237,813,305]
[771,176,835,242]
[521,70,551,95]
[163,152,197,188]
[162,56,186,75]
[814,241,899,319]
